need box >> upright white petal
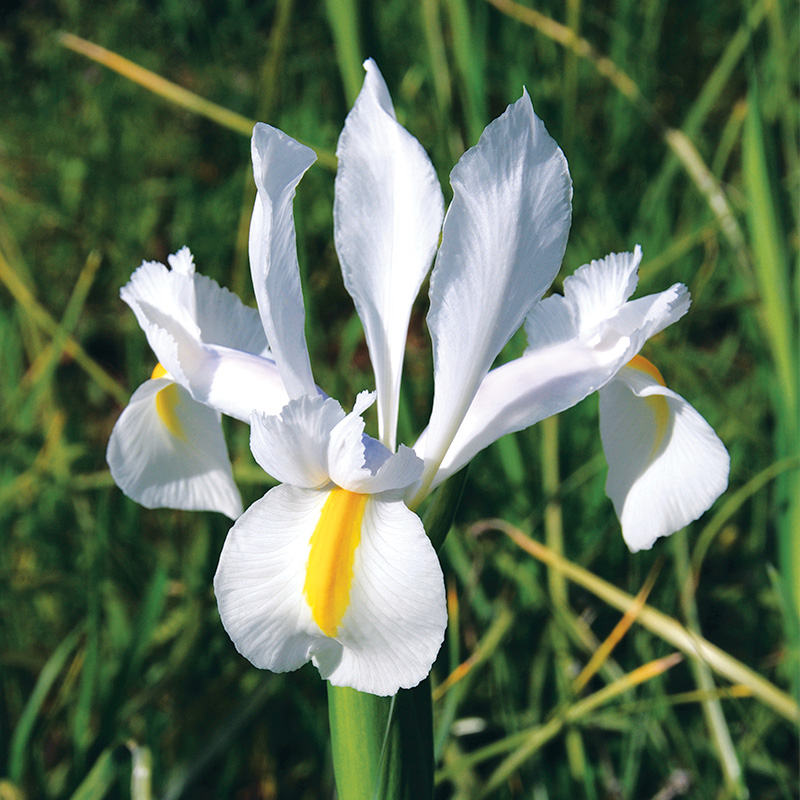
[560,246,641,334]
[599,362,730,552]
[107,378,242,519]
[250,124,317,399]
[334,60,444,450]
[192,273,268,355]
[214,484,446,695]
[422,91,572,485]
[121,260,197,383]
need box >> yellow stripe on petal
[305,489,367,637]
[627,355,670,456]
[151,362,169,380]
[155,383,186,440]
[627,354,666,386]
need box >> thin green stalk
[444,0,487,144]
[743,82,799,694]
[485,519,799,723]
[324,0,364,105]
[541,416,587,782]
[673,532,746,799]
[0,246,128,405]
[8,626,83,783]
[743,86,798,422]
[328,681,434,800]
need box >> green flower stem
[328,680,433,800]
[327,470,469,798]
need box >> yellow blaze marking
[627,355,670,456]
[627,354,666,386]
[155,383,186,440]
[304,489,367,637]
[151,362,169,380]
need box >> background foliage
[1,0,797,797]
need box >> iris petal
[421,90,572,491]
[214,484,446,695]
[107,378,242,519]
[334,60,444,449]
[250,124,317,399]
[599,364,730,551]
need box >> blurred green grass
[0,0,797,797]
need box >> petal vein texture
[423,90,572,484]
[250,125,317,399]
[334,60,444,450]
[107,378,242,518]
[599,364,730,551]
[214,485,446,695]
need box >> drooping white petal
[250,395,345,488]
[599,363,730,552]
[107,378,242,519]
[334,59,444,449]
[214,485,329,674]
[214,484,446,695]
[423,90,572,484]
[249,124,317,399]
[319,494,445,694]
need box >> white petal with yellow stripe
[106,367,242,519]
[599,356,730,552]
[214,393,446,696]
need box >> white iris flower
[108,60,729,695]
[416,246,730,551]
[107,246,289,518]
